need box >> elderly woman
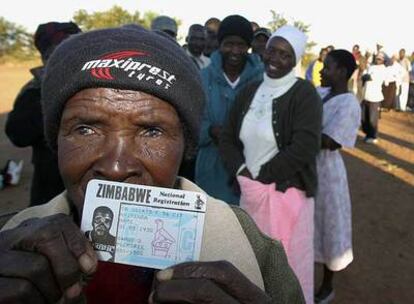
[220,26,323,304]
[0,27,304,303]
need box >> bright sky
[3,0,412,55]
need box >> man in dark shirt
[5,21,81,205]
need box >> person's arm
[230,206,305,303]
[0,214,98,303]
[219,90,249,179]
[257,83,323,184]
[198,69,218,148]
[321,134,341,150]
[198,103,215,147]
[5,81,44,147]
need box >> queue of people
[1,12,411,304]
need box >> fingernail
[65,282,82,299]
[156,268,173,281]
[79,253,97,274]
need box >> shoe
[364,138,378,144]
[3,160,23,186]
[314,289,335,303]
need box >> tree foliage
[73,5,161,31]
[0,17,36,60]
[74,5,183,31]
[267,10,316,52]
[1,7,313,61]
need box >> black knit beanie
[42,26,205,158]
[34,22,81,57]
[217,15,253,46]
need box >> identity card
[80,179,206,269]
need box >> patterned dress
[314,88,361,271]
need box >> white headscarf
[267,25,308,64]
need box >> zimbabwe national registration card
[81,179,206,269]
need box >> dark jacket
[5,67,64,205]
[220,78,322,197]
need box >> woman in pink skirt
[220,25,323,303]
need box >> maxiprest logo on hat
[81,50,176,90]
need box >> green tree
[267,10,288,32]
[267,10,316,52]
[0,17,36,60]
[72,5,180,31]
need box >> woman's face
[58,88,185,215]
[320,55,341,87]
[263,36,296,79]
[219,35,249,69]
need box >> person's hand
[209,125,222,145]
[0,213,98,303]
[149,261,272,304]
[238,167,253,179]
[232,167,253,195]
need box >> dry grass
[0,63,38,114]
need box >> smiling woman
[0,25,304,303]
[220,25,322,304]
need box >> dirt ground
[0,64,413,303]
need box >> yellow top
[312,60,324,87]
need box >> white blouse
[239,70,297,178]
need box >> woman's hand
[238,167,253,179]
[231,167,253,194]
[149,261,272,304]
[321,134,341,151]
[0,214,98,303]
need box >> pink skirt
[238,176,314,304]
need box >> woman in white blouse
[220,26,322,304]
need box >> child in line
[314,50,361,303]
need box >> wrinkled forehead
[63,87,178,115]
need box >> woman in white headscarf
[220,25,322,304]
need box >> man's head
[151,16,178,39]
[250,21,260,32]
[319,48,328,62]
[251,27,271,59]
[92,206,114,236]
[217,15,253,69]
[376,43,383,51]
[186,24,206,57]
[203,17,221,57]
[326,45,335,53]
[34,21,81,63]
[375,52,385,65]
[399,48,406,60]
[217,15,253,47]
[204,17,220,34]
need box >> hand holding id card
[81,179,206,269]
